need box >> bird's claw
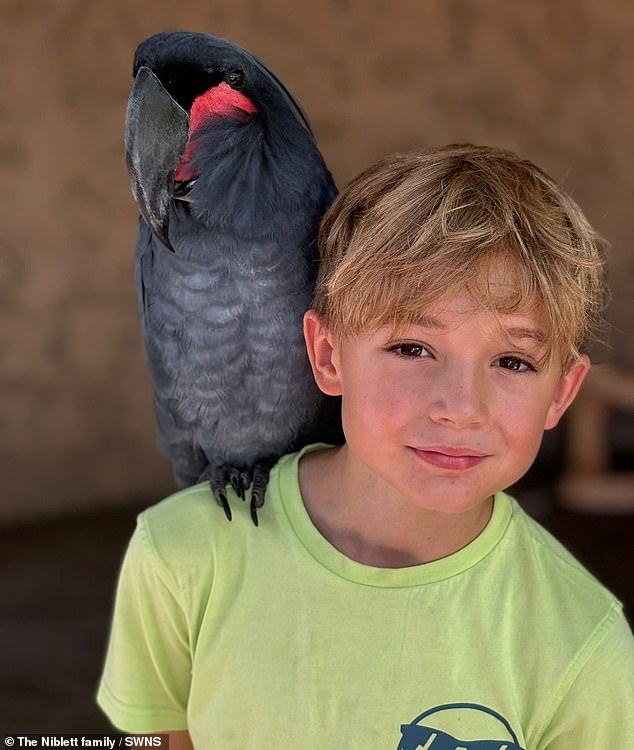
[250,462,273,526]
[216,487,233,523]
[199,460,274,526]
[229,468,251,501]
[199,464,236,522]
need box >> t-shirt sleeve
[97,514,192,732]
[538,607,634,749]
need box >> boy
[98,144,634,749]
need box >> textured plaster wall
[1,0,633,523]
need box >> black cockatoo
[125,31,341,524]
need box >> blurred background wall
[2,0,633,734]
[1,0,633,524]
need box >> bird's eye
[227,69,245,88]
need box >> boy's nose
[427,365,488,427]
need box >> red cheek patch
[189,81,258,129]
[175,82,258,181]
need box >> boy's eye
[495,356,535,373]
[389,342,431,359]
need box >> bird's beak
[124,66,190,251]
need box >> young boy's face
[305,290,589,516]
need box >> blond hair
[314,144,608,367]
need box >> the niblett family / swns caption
[4,737,168,749]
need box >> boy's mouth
[410,446,489,471]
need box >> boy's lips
[410,445,489,470]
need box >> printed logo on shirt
[396,702,526,750]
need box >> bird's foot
[198,461,274,526]
[198,464,251,522]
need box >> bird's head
[125,31,315,248]
[133,31,311,124]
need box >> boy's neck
[298,446,494,568]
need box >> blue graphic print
[397,703,526,750]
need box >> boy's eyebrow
[505,326,548,345]
[413,316,548,346]
[414,314,444,328]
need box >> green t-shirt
[98,445,634,748]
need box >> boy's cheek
[342,388,409,435]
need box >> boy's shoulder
[134,480,259,570]
[503,497,623,630]
[509,500,605,584]
[131,447,305,572]
[139,479,221,542]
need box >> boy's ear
[303,310,343,397]
[544,355,591,430]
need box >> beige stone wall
[1,0,632,523]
